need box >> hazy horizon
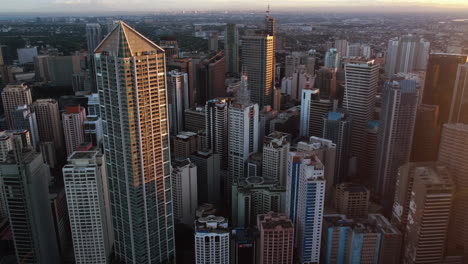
[1,0,468,15]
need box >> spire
[266,4,270,17]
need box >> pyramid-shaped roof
[94,21,164,58]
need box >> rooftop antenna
[266,3,270,17]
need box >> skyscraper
[385,35,430,76]
[1,83,32,128]
[167,70,189,135]
[324,48,340,69]
[323,111,352,183]
[194,216,230,264]
[1,134,60,264]
[228,74,259,184]
[86,23,102,54]
[422,53,468,125]
[257,212,294,264]
[343,60,379,173]
[334,183,369,219]
[375,80,419,209]
[94,21,175,263]
[225,24,239,75]
[241,32,274,109]
[190,150,221,205]
[449,63,468,124]
[299,86,320,137]
[410,104,440,162]
[438,123,468,257]
[195,51,226,104]
[10,105,40,148]
[62,105,86,156]
[205,98,229,169]
[262,131,290,185]
[63,151,113,264]
[335,39,348,57]
[171,159,197,226]
[32,99,65,156]
[402,165,454,263]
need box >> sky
[1,0,468,13]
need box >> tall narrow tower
[94,21,175,263]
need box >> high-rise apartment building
[262,131,290,185]
[343,60,379,173]
[449,63,468,124]
[438,123,468,257]
[159,37,179,58]
[402,165,454,263]
[375,80,419,209]
[195,51,226,104]
[87,93,100,116]
[226,23,239,75]
[257,212,294,264]
[63,151,113,264]
[1,135,60,264]
[10,105,40,148]
[385,35,430,75]
[86,23,102,54]
[62,105,86,156]
[171,159,197,226]
[94,21,175,263]
[84,115,103,148]
[410,104,440,162]
[324,48,340,69]
[174,131,198,159]
[167,70,189,135]
[1,83,32,128]
[205,98,229,169]
[241,32,274,109]
[194,215,230,264]
[335,183,369,219]
[335,39,348,57]
[228,74,259,184]
[32,98,65,155]
[323,111,352,183]
[299,86,320,137]
[422,53,468,125]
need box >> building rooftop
[195,215,229,233]
[258,212,293,230]
[68,151,98,160]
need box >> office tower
[257,212,294,264]
[184,107,206,132]
[1,83,32,128]
[410,104,440,162]
[285,69,313,101]
[273,88,281,110]
[361,44,372,59]
[1,135,60,263]
[322,215,354,264]
[299,86,320,137]
[195,51,226,104]
[247,153,262,177]
[335,39,348,57]
[171,159,197,226]
[174,131,198,159]
[94,21,175,263]
[232,176,285,227]
[262,131,290,185]
[346,43,361,57]
[231,228,258,264]
[228,74,259,184]
[63,151,113,264]
[17,46,38,64]
[226,24,239,75]
[402,165,454,263]
[10,105,40,147]
[205,98,229,169]
[190,150,221,205]
[195,216,229,264]
[86,23,102,54]
[45,55,82,87]
[295,153,325,263]
[34,55,51,81]
[241,32,274,109]
[438,123,468,256]
[159,37,179,58]
[310,98,334,138]
[422,53,468,125]
[0,131,13,219]
[323,111,352,183]
[347,222,382,263]
[385,35,430,75]
[285,55,301,78]
[208,32,219,51]
[450,63,468,124]
[62,105,86,156]
[168,70,189,135]
[31,99,65,155]
[87,93,100,116]
[39,141,58,168]
[375,80,419,209]
[167,58,195,108]
[315,67,336,99]
[298,137,337,202]
[368,214,402,264]
[325,48,340,69]
[343,60,379,173]
[335,183,369,219]
[84,115,103,148]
